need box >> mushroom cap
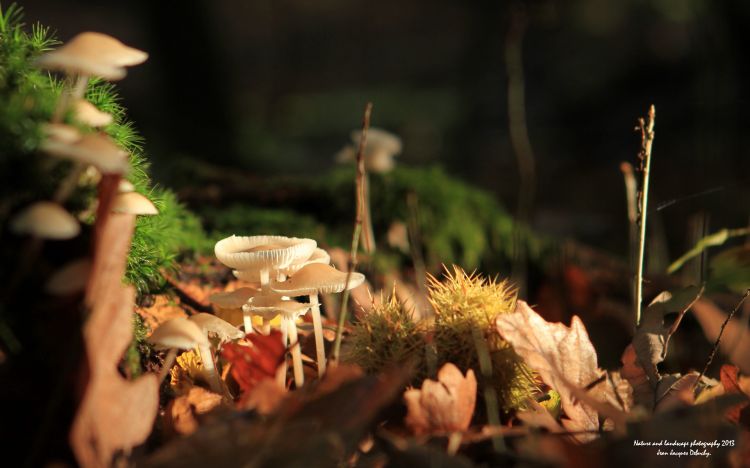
[73,99,113,127]
[149,317,208,350]
[45,258,91,295]
[214,235,316,271]
[35,32,147,79]
[111,192,158,215]
[271,263,365,296]
[281,247,331,276]
[42,123,81,143]
[118,179,135,193]
[10,201,80,240]
[188,313,244,342]
[351,128,403,156]
[243,296,311,319]
[41,132,129,174]
[208,287,259,309]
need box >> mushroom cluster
[10,32,157,247]
[211,235,365,388]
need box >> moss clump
[344,266,537,411]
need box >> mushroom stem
[242,308,254,334]
[71,74,90,100]
[197,343,224,395]
[262,317,271,335]
[277,316,289,388]
[260,268,270,292]
[309,294,326,376]
[287,317,304,387]
[157,348,178,384]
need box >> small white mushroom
[10,201,80,240]
[209,287,260,333]
[42,123,81,143]
[335,127,403,174]
[72,99,113,127]
[45,258,91,295]
[245,296,311,388]
[271,263,365,377]
[41,132,129,174]
[111,192,158,215]
[214,235,316,290]
[149,317,223,394]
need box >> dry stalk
[634,105,656,327]
[332,102,373,364]
[620,162,638,315]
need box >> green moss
[0,5,209,296]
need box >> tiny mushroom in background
[148,317,214,390]
[42,123,81,143]
[271,263,365,377]
[45,258,91,295]
[72,99,113,127]
[10,201,80,240]
[209,287,260,331]
[335,127,403,174]
[214,235,316,289]
[189,313,244,395]
[246,296,311,388]
[111,192,158,215]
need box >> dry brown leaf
[516,398,565,433]
[403,362,476,435]
[496,301,599,440]
[654,372,699,413]
[241,379,287,415]
[70,180,159,468]
[137,295,189,333]
[165,386,224,436]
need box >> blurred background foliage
[20,0,748,262]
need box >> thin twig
[472,326,506,453]
[620,162,638,316]
[331,102,373,364]
[634,105,656,327]
[695,289,750,388]
[505,3,536,298]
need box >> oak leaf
[222,330,285,404]
[404,362,476,435]
[496,301,599,440]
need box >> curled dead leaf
[165,386,224,436]
[404,362,476,435]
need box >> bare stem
[620,162,638,317]
[472,327,506,453]
[635,105,656,327]
[332,102,373,364]
[695,289,750,389]
[506,4,536,298]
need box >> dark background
[21,0,750,260]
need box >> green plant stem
[635,105,656,327]
[472,326,506,453]
[332,102,372,364]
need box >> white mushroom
[209,287,260,333]
[72,99,113,127]
[111,192,158,215]
[46,258,91,295]
[41,132,129,174]
[10,201,80,240]
[214,235,316,290]
[271,263,365,377]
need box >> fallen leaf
[403,363,476,435]
[719,365,750,424]
[70,181,159,468]
[165,386,224,436]
[137,295,189,333]
[496,300,599,440]
[221,330,285,404]
[632,286,702,387]
[653,372,699,413]
[516,398,564,433]
[241,378,286,414]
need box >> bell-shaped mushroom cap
[208,287,259,309]
[189,313,244,342]
[42,123,81,143]
[352,128,403,155]
[148,317,208,350]
[281,247,331,276]
[244,296,311,320]
[214,235,316,271]
[271,263,365,296]
[73,99,113,127]
[35,32,147,79]
[10,201,80,240]
[45,258,91,295]
[41,132,129,174]
[111,192,158,215]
